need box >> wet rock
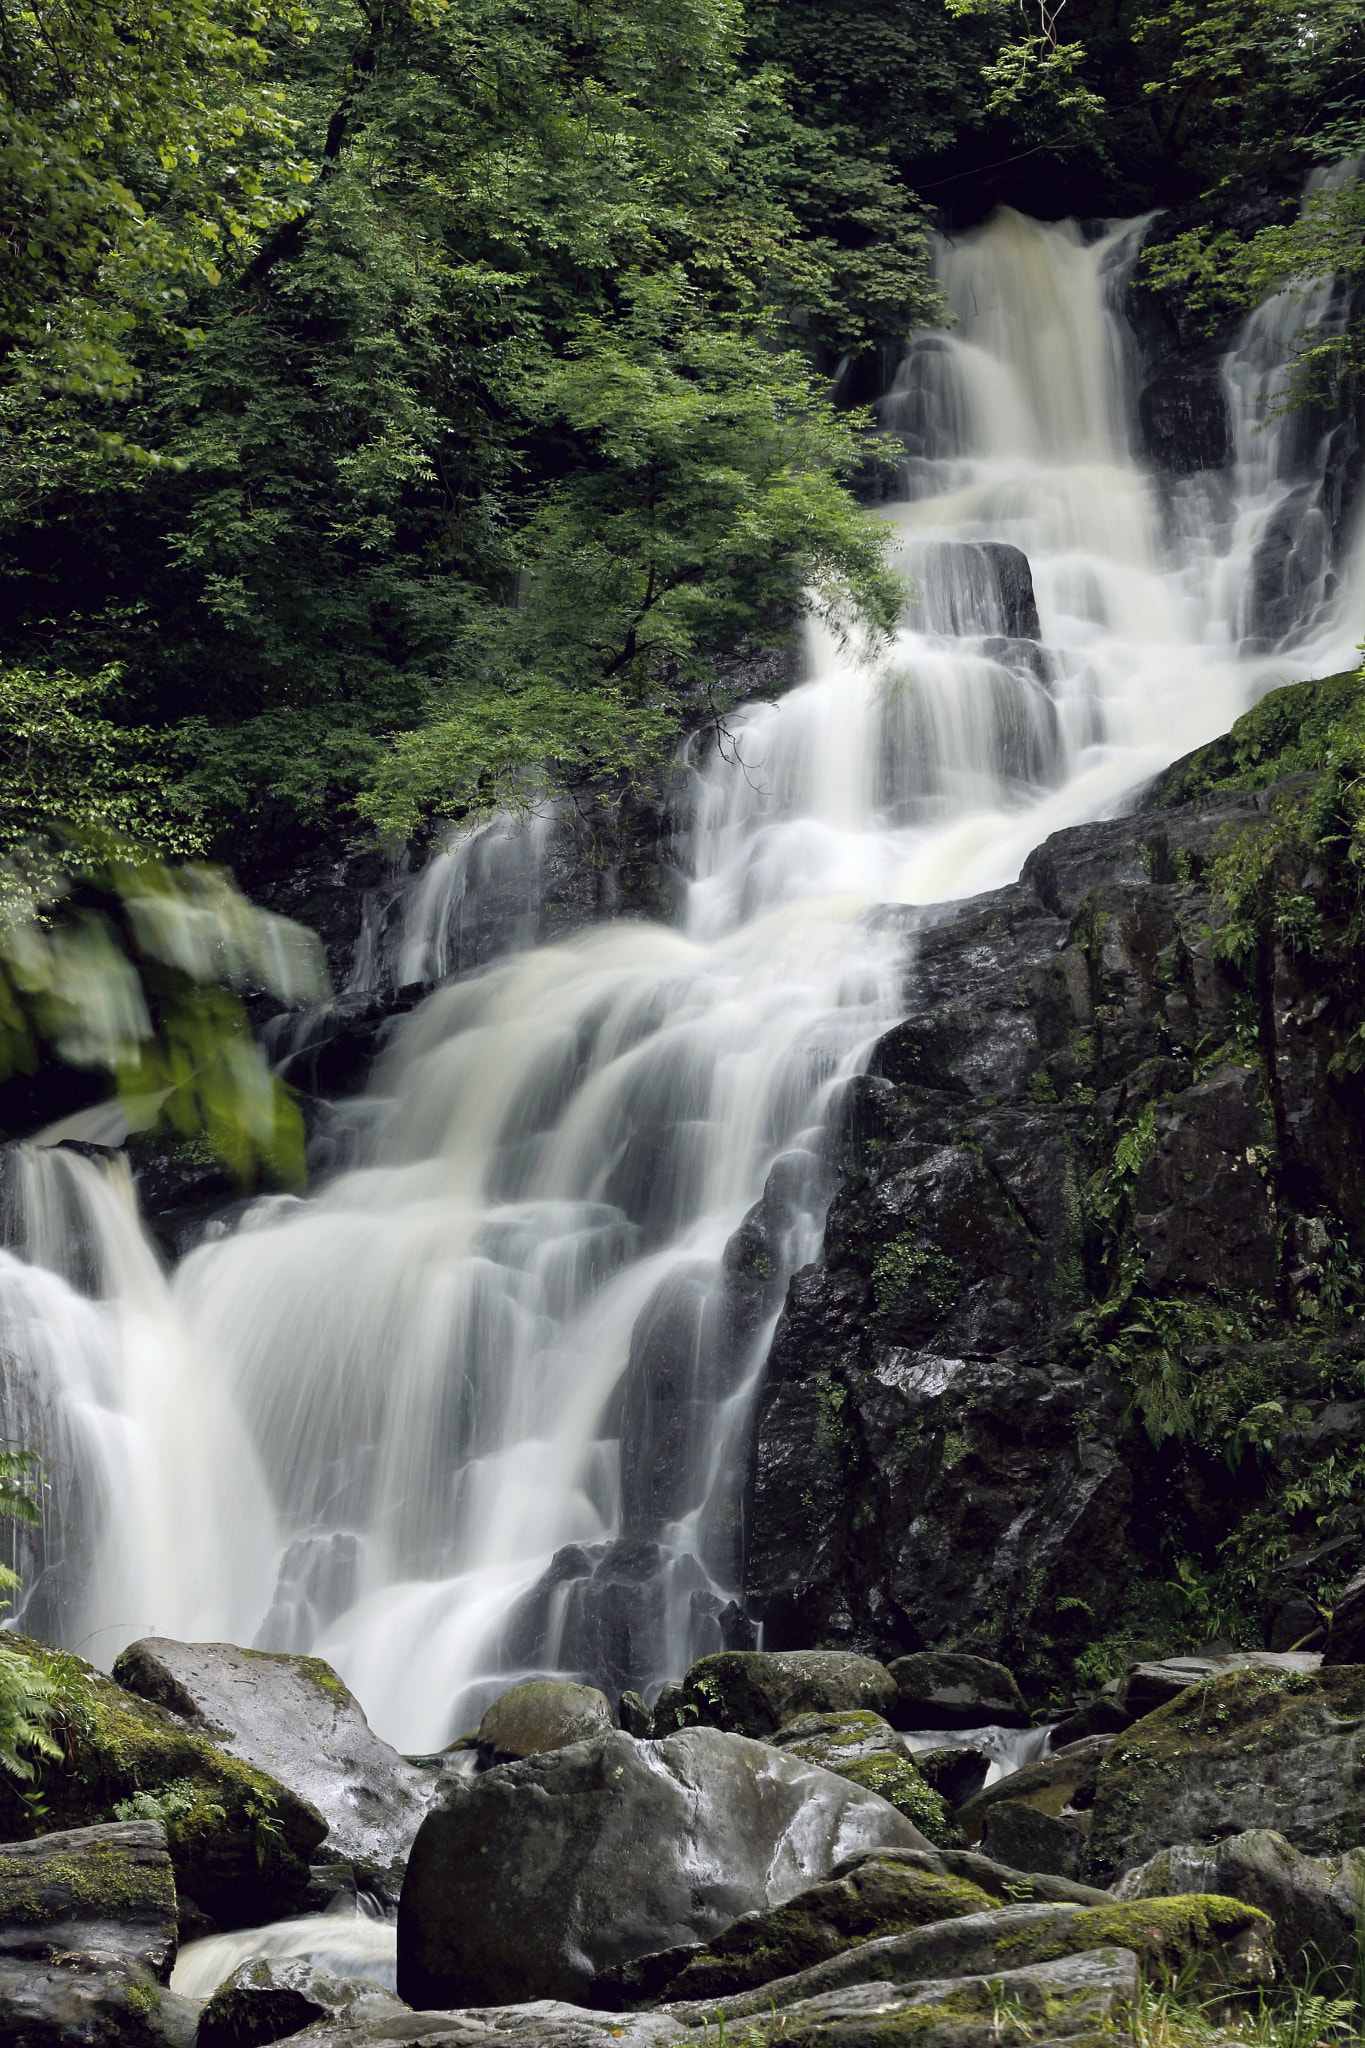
[676,1948,1140,2048]
[1047,1698,1134,1747]
[618,1692,653,1739]
[1138,362,1232,475]
[913,1747,992,1808]
[113,1637,435,1903]
[668,1895,1271,2021]
[0,1819,199,2046]
[958,1737,1112,1844]
[477,1681,613,1760]
[286,2003,689,2048]
[0,1637,325,1929]
[1087,1665,1365,1885]
[1115,1827,1365,1972]
[904,541,1043,641]
[593,1846,1002,2005]
[650,1650,897,1739]
[1116,1651,1321,1720]
[768,1712,958,1845]
[396,1725,932,2009]
[979,1803,1085,1882]
[198,1957,408,2047]
[888,1654,1029,1731]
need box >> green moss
[829,1757,963,1846]
[872,1234,962,1322]
[122,1977,163,2019]
[242,1649,349,1702]
[1156,670,1365,805]
[0,1839,174,1925]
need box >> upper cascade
[1,206,1362,1752]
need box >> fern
[0,1641,63,1783]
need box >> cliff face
[743,684,1365,1697]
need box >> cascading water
[3,207,1363,1751]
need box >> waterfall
[3,208,1363,1752]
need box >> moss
[0,1839,174,1925]
[1155,669,1365,806]
[728,1953,1129,2048]
[0,1634,324,1922]
[830,1757,963,1847]
[242,1648,349,1702]
[122,1977,163,2019]
[981,1893,1268,1984]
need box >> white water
[3,207,1363,1750]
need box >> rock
[1087,1665,1365,1885]
[618,1692,653,1739]
[650,1651,897,1739]
[280,2002,690,2048]
[1116,1651,1321,1720]
[1138,362,1232,475]
[396,1725,932,2009]
[171,1905,399,2001]
[477,1681,613,1760]
[113,1637,434,1902]
[0,1820,198,2047]
[668,1895,1271,2021]
[592,1846,1002,2005]
[979,1803,1085,1882]
[1115,1827,1365,1973]
[1047,1698,1134,1746]
[904,540,1043,641]
[1324,1567,1365,1663]
[686,1948,1139,2048]
[198,1957,408,2047]
[768,1712,959,1845]
[888,1654,1029,1731]
[912,1746,992,1808]
[0,1636,326,1928]
[958,1737,1112,1843]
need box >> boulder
[1116,1651,1321,1720]
[396,1725,932,2009]
[0,1636,326,1928]
[768,1712,958,1846]
[688,1949,1138,2048]
[958,1736,1112,1843]
[1116,1827,1365,1972]
[979,1803,1085,1882]
[650,1650,896,1739]
[665,1895,1271,2021]
[113,1637,434,1902]
[1324,1567,1365,1663]
[912,1746,991,1807]
[888,1654,1030,1731]
[477,1681,613,1760]
[618,1691,653,1739]
[1087,1665,1365,1885]
[198,1957,408,2047]
[0,1821,198,2047]
[592,1846,1002,2005]
[273,2003,690,2048]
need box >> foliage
[0,666,204,854]
[0,832,327,1180]
[114,1775,217,1833]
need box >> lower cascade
[1,204,1363,1773]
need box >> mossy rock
[651,1651,896,1740]
[1153,668,1365,807]
[1086,1664,1365,1885]
[0,1635,326,1927]
[769,1716,962,1848]
[599,1852,1001,2005]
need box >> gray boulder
[958,1735,1112,1841]
[1116,1827,1365,1971]
[979,1802,1085,1882]
[888,1654,1030,1731]
[397,1725,932,2009]
[768,1712,957,1844]
[0,1820,199,2046]
[113,1637,438,1899]
[281,2004,689,2048]
[1116,1651,1321,1720]
[477,1681,612,1760]
[199,1957,408,2047]
[1088,1664,1365,1884]
[650,1650,896,1738]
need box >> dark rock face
[396,1726,931,2010]
[887,1653,1029,1731]
[904,542,1043,641]
[0,1822,200,2047]
[650,1650,898,1738]
[112,1637,438,1904]
[980,1803,1085,1881]
[1087,1665,1365,1884]
[741,779,1365,1687]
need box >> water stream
[3,207,1363,1753]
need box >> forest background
[0,0,1359,1166]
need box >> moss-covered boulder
[1116,1827,1365,1973]
[477,1679,613,1759]
[769,1714,962,1847]
[651,1651,896,1739]
[0,1636,326,1927]
[669,1892,1272,2024]
[1087,1664,1365,1886]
